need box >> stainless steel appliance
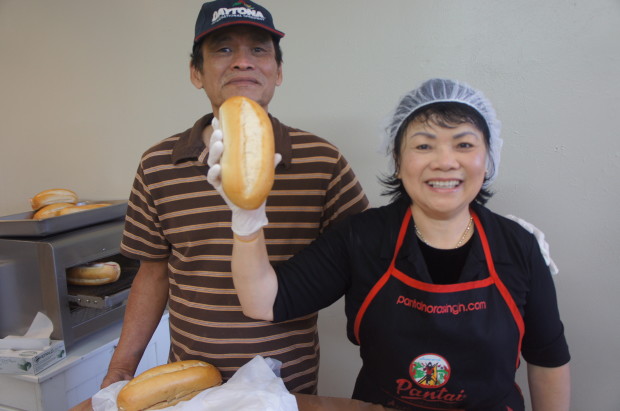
[0,202,137,350]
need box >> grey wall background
[1,1,619,410]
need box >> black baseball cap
[194,0,285,44]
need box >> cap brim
[195,21,285,43]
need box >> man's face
[190,26,282,116]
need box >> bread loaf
[30,189,78,210]
[219,96,275,210]
[32,202,74,219]
[116,360,222,411]
[66,262,121,286]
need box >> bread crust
[32,202,75,219]
[57,203,110,216]
[219,96,275,210]
[30,188,78,210]
[66,262,121,286]
[117,360,222,411]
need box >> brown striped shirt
[120,113,369,394]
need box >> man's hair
[190,35,283,70]
[380,102,494,205]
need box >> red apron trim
[472,212,525,367]
[353,271,391,345]
[353,207,412,344]
[392,269,494,293]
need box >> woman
[207,78,571,410]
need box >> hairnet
[382,78,503,188]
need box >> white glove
[505,214,559,275]
[206,118,280,237]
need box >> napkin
[0,312,53,351]
[175,356,298,411]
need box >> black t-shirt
[418,238,473,284]
[273,198,570,368]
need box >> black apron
[352,207,525,410]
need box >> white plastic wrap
[92,356,298,411]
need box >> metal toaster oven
[0,202,137,350]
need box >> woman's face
[398,118,488,219]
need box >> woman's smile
[425,179,463,189]
[398,119,487,218]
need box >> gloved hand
[206,118,281,237]
[505,214,559,275]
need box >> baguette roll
[32,202,74,219]
[57,203,111,216]
[30,188,78,210]
[66,261,121,286]
[117,360,222,411]
[219,96,275,210]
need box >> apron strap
[472,211,525,367]
[391,206,412,269]
[353,207,412,344]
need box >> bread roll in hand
[219,96,275,210]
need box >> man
[101,0,369,394]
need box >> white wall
[1,1,619,410]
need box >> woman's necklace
[414,217,474,249]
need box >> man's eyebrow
[206,31,273,46]
[206,33,232,46]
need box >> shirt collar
[171,113,293,168]
[378,200,505,267]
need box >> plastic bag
[505,214,559,275]
[175,356,297,410]
[92,356,298,411]
[91,381,127,411]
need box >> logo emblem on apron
[410,353,451,388]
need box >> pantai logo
[394,354,465,406]
[410,353,450,388]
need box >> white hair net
[382,78,503,188]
